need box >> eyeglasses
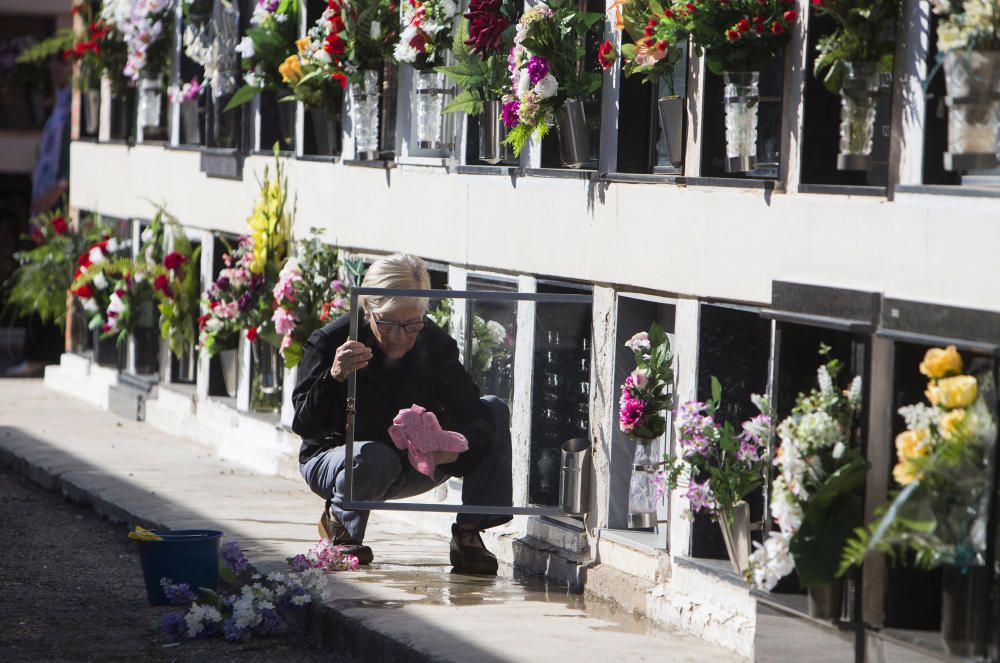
[372,312,425,335]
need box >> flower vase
[479,100,514,164]
[175,344,197,384]
[308,105,340,156]
[940,564,990,657]
[722,71,760,173]
[807,581,843,620]
[943,50,1000,171]
[350,69,381,160]
[139,77,167,142]
[837,62,881,171]
[218,348,238,398]
[718,501,751,575]
[627,439,658,529]
[413,70,454,151]
[109,88,136,142]
[82,89,101,137]
[556,99,591,169]
[277,92,295,150]
[181,99,202,145]
[132,299,160,375]
[251,340,282,399]
[536,447,561,504]
[379,63,398,159]
[71,302,92,353]
[93,328,123,369]
[656,96,684,168]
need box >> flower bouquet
[8,208,107,332]
[748,348,865,617]
[224,0,300,111]
[395,0,460,69]
[670,0,797,171]
[502,0,603,161]
[811,0,897,170]
[659,381,771,573]
[270,229,351,369]
[619,323,674,528]
[438,1,518,162]
[71,236,127,334]
[930,0,1000,170]
[840,346,997,573]
[200,236,258,359]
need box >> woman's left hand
[434,451,459,465]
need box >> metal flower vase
[627,439,658,529]
[718,501,751,575]
[132,299,160,375]
[181,99,202,145]
[351,69,380,160]
[139,77,167,141]
[657,96,684,168]
[175,344,197,384]
[308,105,340,155]
[557,99,591,169]
[218,348,238,397]
[82,90,101,136]
[807,581,844,620]
[722,71,760,172]
[479,101,515,164]
[940,564,990,657]
[943,50,1000,171]
[413,70,454,151]
[837,62,881,170]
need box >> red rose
[738,18,751,32]
[657,39,669,51]
[754,24,765,33]
[644,25,654,36]
[246,326,258,342]
[598,39,617,70]
[51,216,68,236]
[727,29,741,40]
[31,227,44,245]
[784,9,798,21]
[74,284,94,299]
[77,253,91,268]
[163,252,187,271]
[331,71,347,89]
[154,274,173,298]
[685,2,696,11]
[664,8,674,17]
[198,314,210,330]
[772,21,784,34]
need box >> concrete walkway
[0,379,739,663]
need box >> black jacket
[291,315,493,477]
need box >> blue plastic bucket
[135,529,224,605]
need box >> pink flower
[624,331,651,353]
[330,279,345,293]
[618,392,646,434]
[272,307,297,335]
[686,480,718,514]
[629,368,649,390]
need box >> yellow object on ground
[128,526,163,541]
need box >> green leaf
[224,85,262,112]
[283,341,303,368]
[711,376,723,407]
[442,88,485,115]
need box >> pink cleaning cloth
[388,404,469,479]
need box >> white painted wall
[70,142,1000,315]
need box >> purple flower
[676,401,715,458]
[686,480,718,514]
[250,274,265,291]
[501,98,520,129]
[256,607,284,636]
[287,553,313,572]
[223,618,246,642]
[526,56,550,85]
[221,541,249,574]
[160,579,195,605]
[162,612,187,640]
[215,276,230,291]
[237,291,253,312]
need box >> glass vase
[722,71,759,173]
[837,62,881,171]
[627,439,658,529]
[351,69,380,160]
[413,70,453,151]
[139,77,166,141]
[943,50,1000,171]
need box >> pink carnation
[272,307,297,335]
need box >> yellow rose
[893,461,920,486]
[926,375,978,410]
[939,409,975,441]
[278,55,303,84]
[919,345,963,379]
[295,36,311,53]
[895,428,931,463]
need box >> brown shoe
[450,524,498,575]
[318,503,373,565]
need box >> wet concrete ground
[0,379,740,662]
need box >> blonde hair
[359,253,431,316]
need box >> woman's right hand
[330,340,373,382]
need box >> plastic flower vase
[135,529,223,605]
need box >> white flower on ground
[184,604,222,637]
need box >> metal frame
[343,287,593,517]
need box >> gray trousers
[300,396,513,542]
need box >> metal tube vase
[556,99,591,169]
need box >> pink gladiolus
[272,307,297,335]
